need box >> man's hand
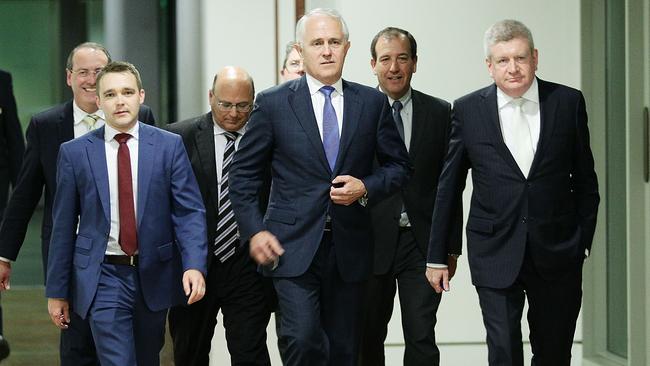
[447,255,458,280]
[330,175,366,206]
[249,230,284,267]
[183,269,206,305]
[426,267,450,294]
[48,298,70,330]
[0,261,11,291]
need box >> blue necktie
[320,86,339,171]
[214,131,239,262]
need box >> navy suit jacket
[0,100,155,273]
[371,90,462,275]
[45,123,208,318]
[0,70,25,190]
[230,76,411,282]
[428,78,600,289]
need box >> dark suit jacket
[165,112,270,270]
[0,100,155,272]
[0,70,25,200]
[230,76,411,282]
[428,78,600,289]
[371,90,462,275]
[45,124,207,318]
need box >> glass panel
[605,0,628,358]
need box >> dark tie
[320,86,339,171]
[214,131,239,262]
[115,133,138,256]
[392,100,405,142]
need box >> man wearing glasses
[166,66,272,366]
[280,41,304,82]
[0,42,155,366]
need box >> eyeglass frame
[216,101,253,113]
[68,68,104,78]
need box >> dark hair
[96,61,143,95]
[370,27,417,60]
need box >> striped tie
[214,131,239,262]
[82,113,99,131]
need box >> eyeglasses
[69,68,103,78]
[285,60,303,72]
[216,101,252,113]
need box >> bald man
[166,67,272,366]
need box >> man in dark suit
[426,20,599,366]
[229,8,411,366]
[358,27,461,366]
[46,61,207,366]
[0,42,155,366]
[166,66,272,366]
[0,68,25,360]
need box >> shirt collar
[497,77,539,110]
[306,74,344,97]
[211,116,247,136]
[384,88,412,109]
[104,121,139,142]
[72,100,106,125]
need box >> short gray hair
[295,8,349,45]
[484,19,534,59]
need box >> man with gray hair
[426,19,599,365]
[229,8,410,366]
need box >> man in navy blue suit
[0,42,155,366]
[229,8,411,366]
[45,61,207,366]
[426,20,599,365]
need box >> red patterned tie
[115,133,138,256]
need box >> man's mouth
[83,87,96,93]
[387,75,403,81]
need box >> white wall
[192,0,583,362]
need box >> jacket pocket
[466,217,494,234]
[266,208,296,225]
[157,242,173,262]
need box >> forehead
[72,48,109,68]
[304,14,344,39]
[287,48,301,61]
[214,79,252,101]
[99,72,138,91]
[375,35,410,56]
[490,37,531,56]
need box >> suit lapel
[137,123,155,229]
[335,80,361,175]
[195,113,219,210]
[288,78,331,173]
[480,85,524,177]
[58,101,75,145]
[530,78,556,174]
[409,90,424,160]
[85,128,110,222]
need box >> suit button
[522,217,527,224]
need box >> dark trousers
[274,232,364,366]
[168,250,271,366]
[359,228,441,366]
[476,250,583,366]
[88,263,166,366]
[60,310,99,366]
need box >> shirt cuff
[426,263,448,269]
[0,257,11,263]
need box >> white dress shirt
[497,78,541,163]
[306,74,344,141]
[104,123,139,255]
[212,120,246,195]
[72,101,105,138]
